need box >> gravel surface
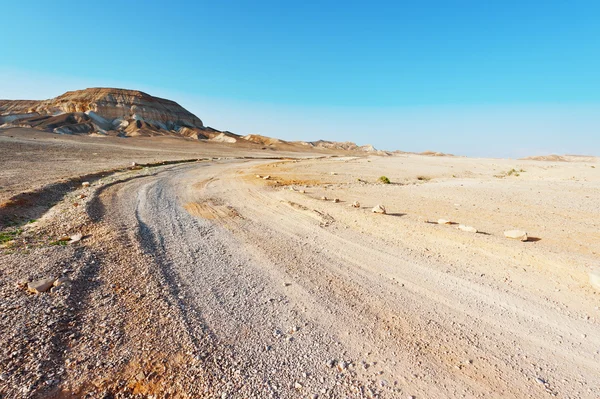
[1,154,599,398]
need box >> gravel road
[1,157,598,398]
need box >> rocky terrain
[0,88,379,154]
[1,90,599,398]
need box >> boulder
[504,230,528,241]
[27,278,55,294]
[372,204,386,214]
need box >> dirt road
[1,156,598,398]
[96,158,600,397]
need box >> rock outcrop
[0,88,210,138]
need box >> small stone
[321,196,328,201]
[333,198,340,203]
[351,201,360,208]
[330,172,337,175]
[82,182,90,187]
[504,230,528,241]
[68,233,83,244]
[283,282,291,287]
[256,175,262,178]
[300,190,306,193]
[78,194,87,199]
[0,373,8,381]
[589,269,600,291]
[294,382,303,389]
[457,224,477,233]
[131,162,137,167]
[263,175,271,180]
[54,277,71,287]
[326,359,335,368]
[27,278,55,294]
[437,219,452,225]
[371,204,386,214]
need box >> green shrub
[378,176,391,184]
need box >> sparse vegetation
[0,228,23,244]
[378,176,391,184]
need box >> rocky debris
[333,198,340,203]
[589,269,600,291]
[457,224,478,233]
[437,219,452,225]
[27,277,56,294]
[82,182,90,187]
[371,204,386,214]
[351,201,360,208]
[504,230,528,241]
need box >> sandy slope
[1,148,599,397]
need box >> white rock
[68,233,83,244]
[372,204,386,214]
[256,175,262,178]
[321,196,328,201]
[263,175,270,180]
[81,182,90,187]
[504,230,528,241]
[589,269,600,291]
[351,201,360,208]
[437,219,452,225]
[457,224,478,233]
[333,198,340,203]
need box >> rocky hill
[0,88,381,152]
[0,88,210,138]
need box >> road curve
[88,159,599,398]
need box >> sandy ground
[0,130,599,398]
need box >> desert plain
[0,126,599,398]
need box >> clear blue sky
[1,0,599,157]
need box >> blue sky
[1,0,599,157]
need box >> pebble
[504,230,528,241]
[371,204,386,214]
[457,224,478,233]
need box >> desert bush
[378,176,391,184]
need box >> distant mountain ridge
[0,87,379,152]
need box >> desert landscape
[0,88,598,398]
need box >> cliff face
[0,88,205,137]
